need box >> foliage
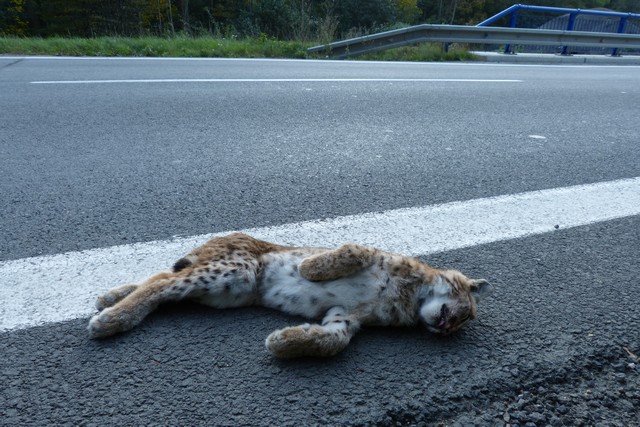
[0,35,311,58]
[334,0,397,33]
[0,0,28,35]
[0,35,478,62]
[2,0,639,39]
[359,42,477,61]
[395,0,422,24]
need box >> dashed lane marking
[30,78,523,84]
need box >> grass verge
[0,36,476,62]
[0,36,310,58]
[359,43,476,62]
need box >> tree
[605,0,640,13]
[8,0,640,38]
[0,0,29,35]
[335,0,397,33]
[396,0,421,24]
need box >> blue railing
[477,4,640,55]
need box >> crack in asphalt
[0,58,24,70]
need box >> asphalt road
[1,58,639,260]
[1,57,639,426]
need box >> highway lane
[0,58,639,425]
[1,216,638,425]
[2,55,640,82]
[3,177,639,332]
[1,58,639,260]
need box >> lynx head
[418,270,493,335]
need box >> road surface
[0,57,638,426]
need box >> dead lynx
[88,233,493,358]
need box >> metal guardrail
[307,24,640,59]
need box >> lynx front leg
[299,244,379,281]
[265,307,361,358]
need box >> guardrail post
[503,9,519,54]
[611,15,628,56]
[560,12,577,55]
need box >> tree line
[2,0,639,39]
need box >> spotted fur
[88,233,493,358]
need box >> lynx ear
[469,279,493,303]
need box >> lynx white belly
[259,251,383,319]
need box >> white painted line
[31,78,522,84]
[5,55,640,68]
[2,176,639,332]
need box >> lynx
[88,233,493,358]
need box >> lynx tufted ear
[469,279,493,303]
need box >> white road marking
[30,78,522,84]
[4,55,640,68]
[2,177,639,332]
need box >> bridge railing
[477,4,640,55]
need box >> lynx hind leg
[265,307,360,358]
[88,272,186,339]
[95,284,139,311]
[89,258,260,338]
[299,244,379,282]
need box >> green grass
[358,43,477,62]
[0,36,311,58]
[0,36,476,62]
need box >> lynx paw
[265,324,349,358]
[95,295,118,312]
[87,308,129,339]
[95,284,138,311]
